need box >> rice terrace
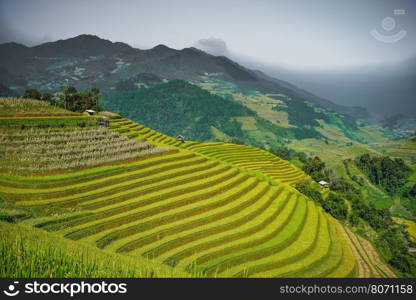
[1,1,416,284]
[0,98,398,278]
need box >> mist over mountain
[194,37,229,56]
[248,58,416,120]
[201,38,416,120]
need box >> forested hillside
[102,80,253,141]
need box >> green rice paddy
[0,112,395,277]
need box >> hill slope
[0,100,395,278]
[0,34,368,119]
[102,80,253,141]
[101,79,397,162]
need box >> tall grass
[0,222,187,278]
[0,118,95,128]
[0,98,78,116]
[0,98,51,109]
[0,126,172,173]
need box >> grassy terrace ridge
[0,98,81,117]
[0,117,173,174]
[0,222,187,278]
[0,108,396,277]
[179,141,307,184]
[341,226,396,278]
[115,180,275,255]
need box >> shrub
[0,212,16,223]
[321,193,348,220]
[295,181,323,204]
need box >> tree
[41,93,53,103]
[271,147,292,160]
[90,87,100,110]
[389,254,414,274]
[405,184,416,198]
[348,212,360,226]
[322,192,348,220]
[60,86,78,110]
[295,180,323,203]
[22,89,42,100]
[58,86,102,112]
[355,154,411,195]
[302,156,328,181]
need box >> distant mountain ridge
[0,35,134,59]
[0,34,369,119]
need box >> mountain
[31,34,135,57]
[0,82,18,97]
[381,114,416,137]
[0,34,134,62]
[251,69,370,119]
[244,57,416,120]
[0,34,368,119]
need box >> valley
[0,35,415,279]
[0,98,402,278]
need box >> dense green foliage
[251,117,322,141]
[0,211,16,223]
[276,99,325,127]
[270,147,293,161]
[295,181,323,203]
[335,178,416,276]
[323,192,348,220]
[355,154,411,195]
[404,184,416,198]
[103,79,328,144]
[270,95,364,142]
[301,156,329,182]
[22,89,42,100]
[102,80,254,141]
[22,86,102,113]
[294,151,416,276]
[270,98,327,139]
[115,73,162,91]
[402,184,416,216]
[295,181,347,220]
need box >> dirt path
[338,224,370,277]
[339,223,396,277]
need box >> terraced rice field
[0,116,395,277]
[108,118,185,147]
[108,118,307,185]
[0,98,80,117]
[0,121,171,173]
[340,226,396,278]
[393,217,416,242]
[181,142,307,185]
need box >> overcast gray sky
[1,0,415,69]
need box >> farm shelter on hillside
[318,180,330,188]
[85,109,96,115]
[176,135,185,143]
[97,116,109,127]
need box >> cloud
[194,37,228,56]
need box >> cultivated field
[0,112,396,277]
[0,98,80,117]
[181,142,307,185]
[0,121,172,174]
[393,217,416,242]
